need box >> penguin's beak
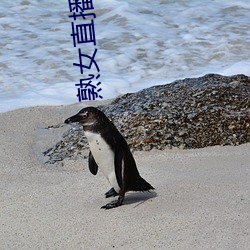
[64,114,81,124]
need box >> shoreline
[0,103,249,249]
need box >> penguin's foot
[105,187,118,198]
[101,196,124,209]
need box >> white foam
[218,60,250,76]
[0,0,250,112]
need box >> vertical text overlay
[67,0,103,101]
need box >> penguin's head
[65,107,109,129]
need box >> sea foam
[0,0,249,112]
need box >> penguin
[65,107,154,209]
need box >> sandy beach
[0,102,249,249]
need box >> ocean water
[0,0,249,112]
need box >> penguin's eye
[79,112,88,119]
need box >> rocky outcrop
[44,74,250,163]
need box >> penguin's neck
[82,123,106,133]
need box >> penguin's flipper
[105,187,118,198]
[88,151,98,175]
[114,146,124,190]
[101,196,124,209]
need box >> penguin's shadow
[122,191,157,208]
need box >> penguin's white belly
[85,131,120,193]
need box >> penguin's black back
[102,121,154,192]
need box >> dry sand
[0,102,249,249]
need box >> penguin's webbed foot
[105,187,118,198]
[101,196,124,209]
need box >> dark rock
[43,74,250,163]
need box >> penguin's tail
[132,176,154,192]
